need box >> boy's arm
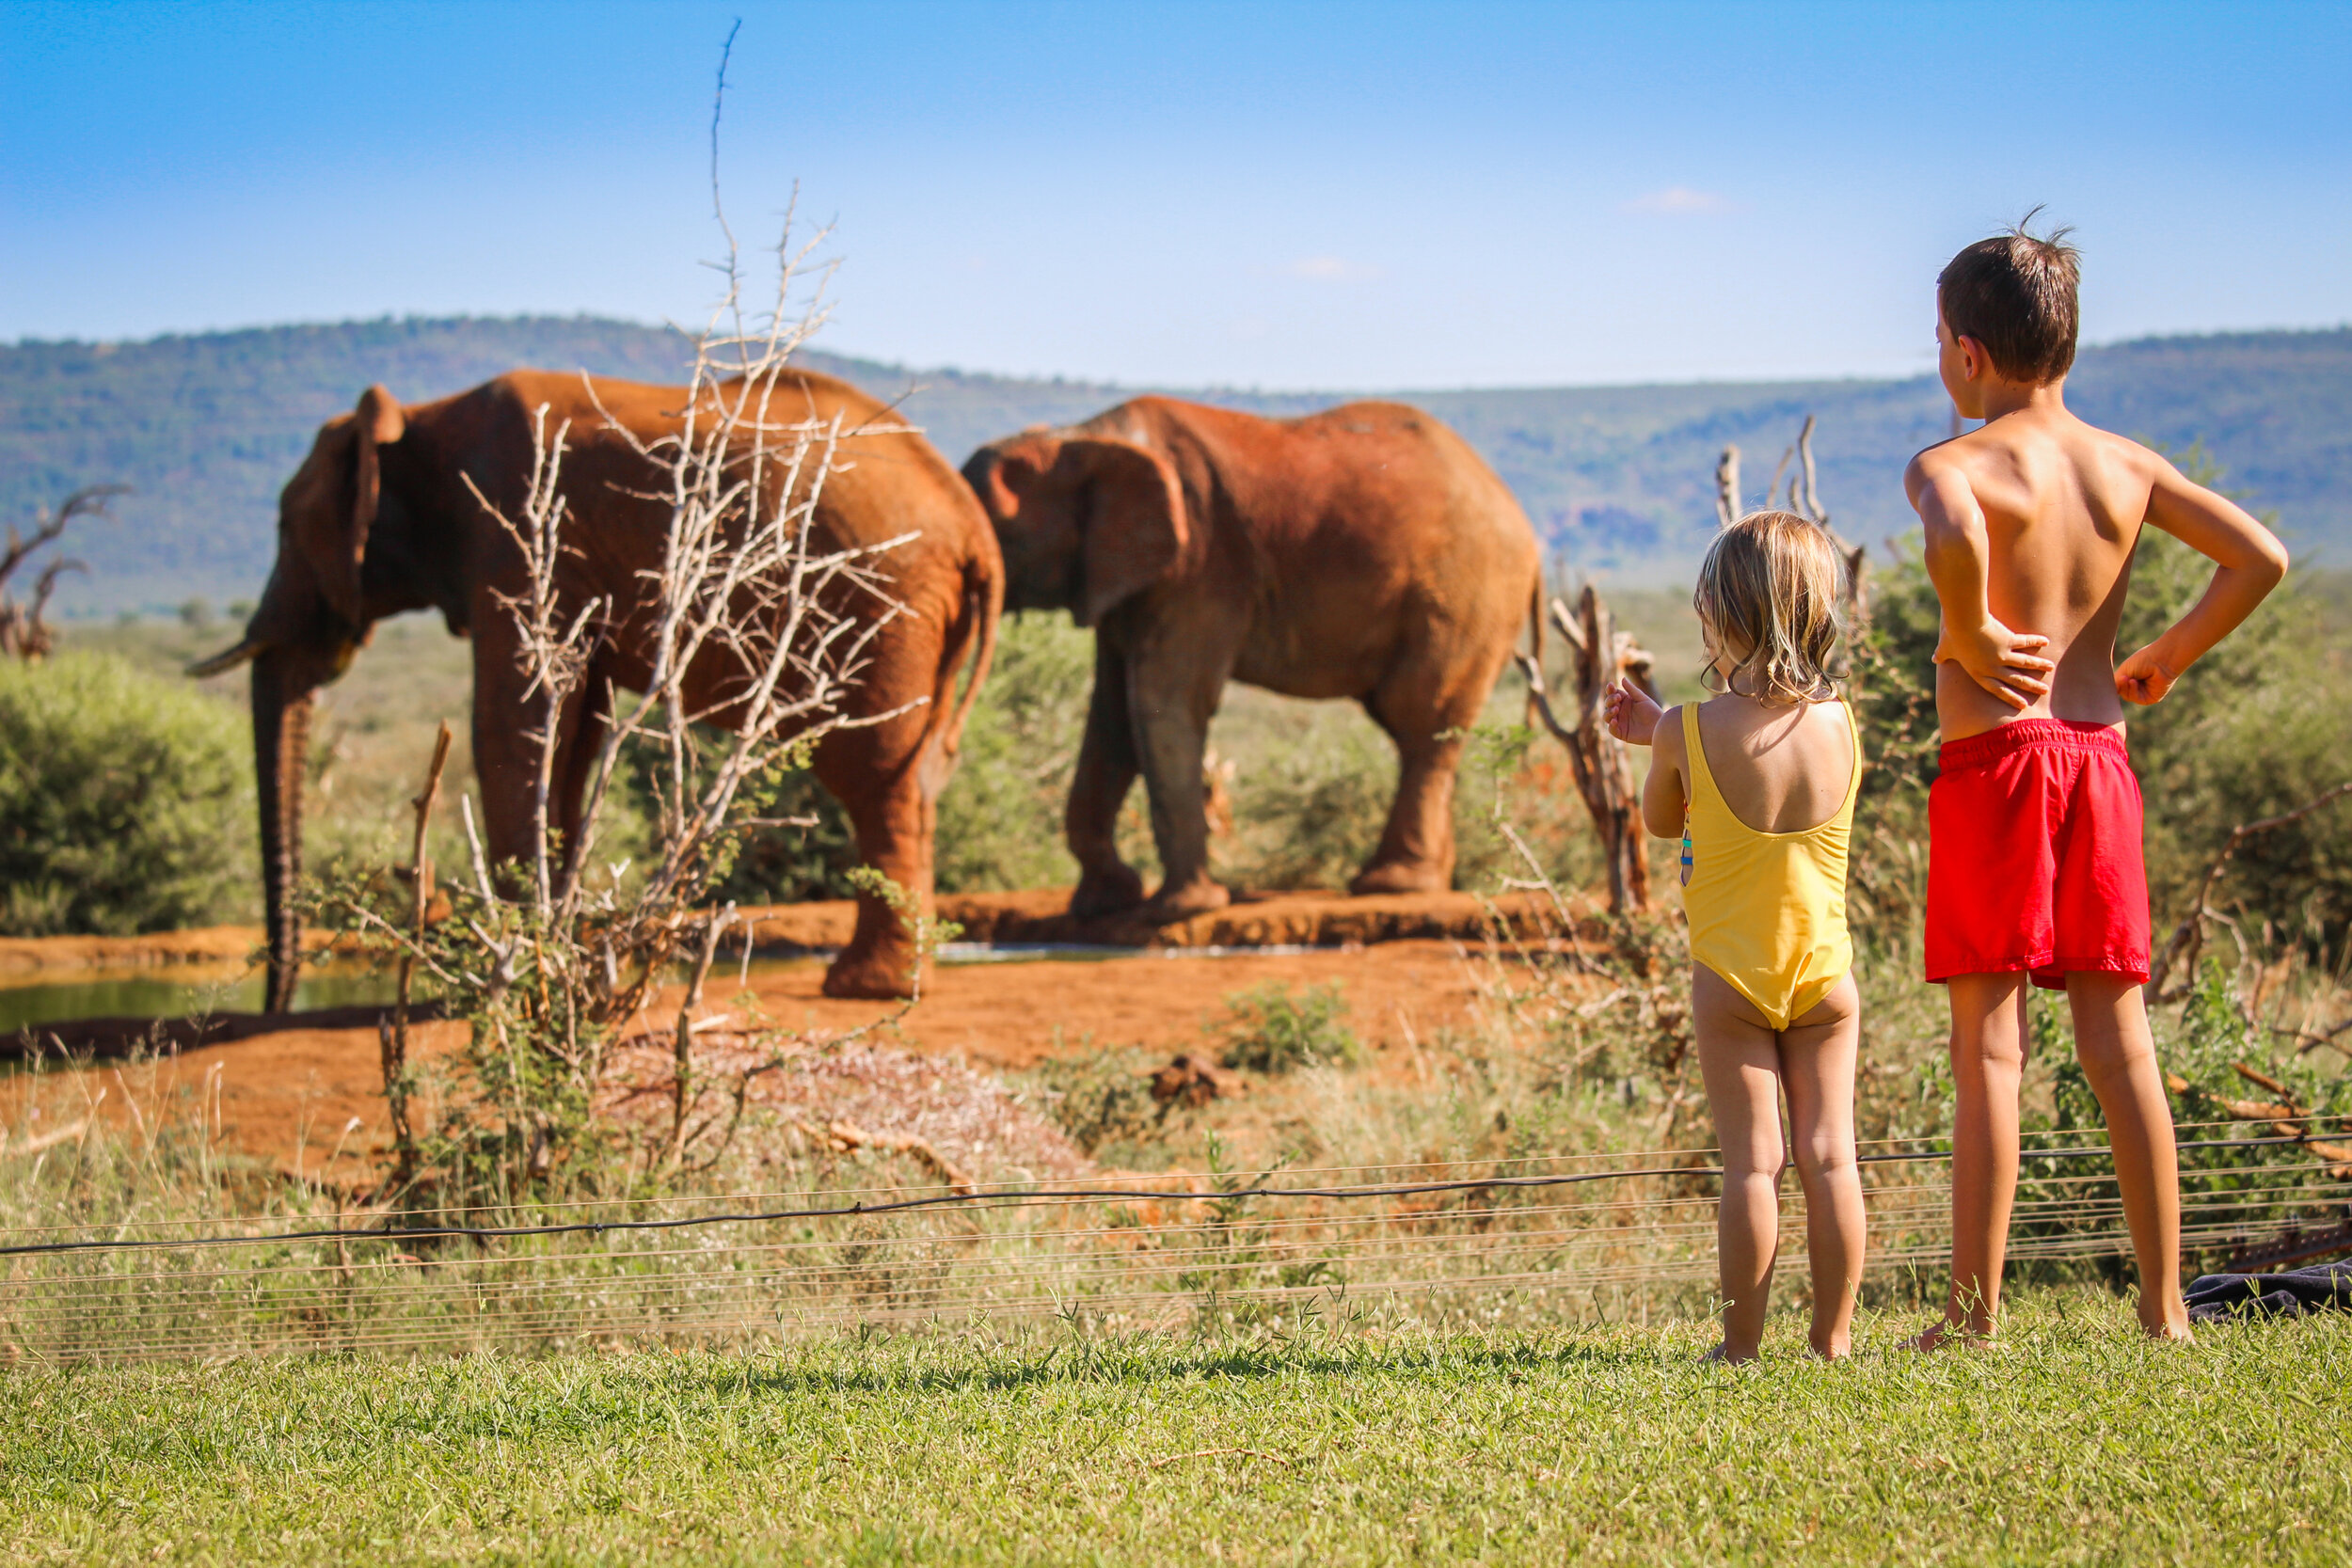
[1907,454,2057,709]
[1640,707,1690,840]
[2116,453,2291,705]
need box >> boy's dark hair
[1938,211,2081,384]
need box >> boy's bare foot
[1807,1337,1851,1362]
[1702,1342,1759,1366]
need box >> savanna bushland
[5,445,2350,1562]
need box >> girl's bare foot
[1899,1319,1990,1353]
[1702,1342,1759,1366]
[1808,1336,1851,1362]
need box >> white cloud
[1624,186,1732,214]
[1286,255,1382,282]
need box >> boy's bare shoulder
[1907,415,2158,503]
[1903,427,2000,505]
[2046,415,2167,478]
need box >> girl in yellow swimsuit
[1603,511,1866,1363]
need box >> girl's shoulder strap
[1836,694,1863,809]
[1680,700,1720,805]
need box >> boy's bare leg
[2067,974,2193,1340]
[1780,975,1866,1359]
[1691,965,1787,1364]
[1915,972,2029,1347]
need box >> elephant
[961,396,1540,922]
[194,369,1002,1006]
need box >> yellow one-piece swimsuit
[1680,699,1861,1031]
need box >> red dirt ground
[2,889,1558,1180]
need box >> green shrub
[2116,531,2352,954]
[693,748,861,907]
[0,653,254,935]
[934,613,1092,893]
[1018,1038,1162,1156]
[1222,718,1396,891]
[1217,982,1359,1073]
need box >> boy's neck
[1973,374,2069,422]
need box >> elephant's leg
[813,725,931,1001]
[470,629,563,885]
[549,671,612,892]
[1065,642,1146,918]
[472,630,615,900]
[1128,634,1235,922]
[1352,659,1485,896]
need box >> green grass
[3,1291,2346,1565]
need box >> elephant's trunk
[251,648,316,1013]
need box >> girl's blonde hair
[1694,510,1850,703]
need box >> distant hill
[5,316,2346,613]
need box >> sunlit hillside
[6,320,2347,613]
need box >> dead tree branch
[380,721,452,1182]
[1712,419,1868,633]
[1518,584,1658,914]
[2150,781,2352,1001]
[0,485,124,661]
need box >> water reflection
[0,966,402,1035]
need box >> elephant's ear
[294,387,405,627]
[336,385,406,624]
[1069,437,1186,627]
[967,447,1040,519]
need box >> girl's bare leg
[2067,974,2192,1340]
[1691,965,1787,1364]
[1915,972,2028,1347]
[1779,974,1866,1359]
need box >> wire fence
[3,1121,2341,1363]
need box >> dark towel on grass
[2184,1260,2352,1323]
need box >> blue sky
[5,0,2347,388]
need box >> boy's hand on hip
[2115,644,2180,705]
[1603,679,1662,745]
[1935,618,2055,710]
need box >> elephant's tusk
[187,638,268,677]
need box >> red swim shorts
[1924,720,2150,989]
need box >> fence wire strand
[2,1123,2341,1363]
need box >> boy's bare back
[1910,410,2166,741]
[1907,339,2284,745]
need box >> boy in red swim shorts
[1906,219,2287,1345]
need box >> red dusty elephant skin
[195,369,1002,1005]
[961,396,1540,924]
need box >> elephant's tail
[1528,575,1544,669]
[930,545,1002,773]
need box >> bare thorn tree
[1519,585,1659,915]
[339,50,935,1192]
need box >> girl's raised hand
[1604,678,1663,745]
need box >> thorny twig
[2150,781,2352,1001]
